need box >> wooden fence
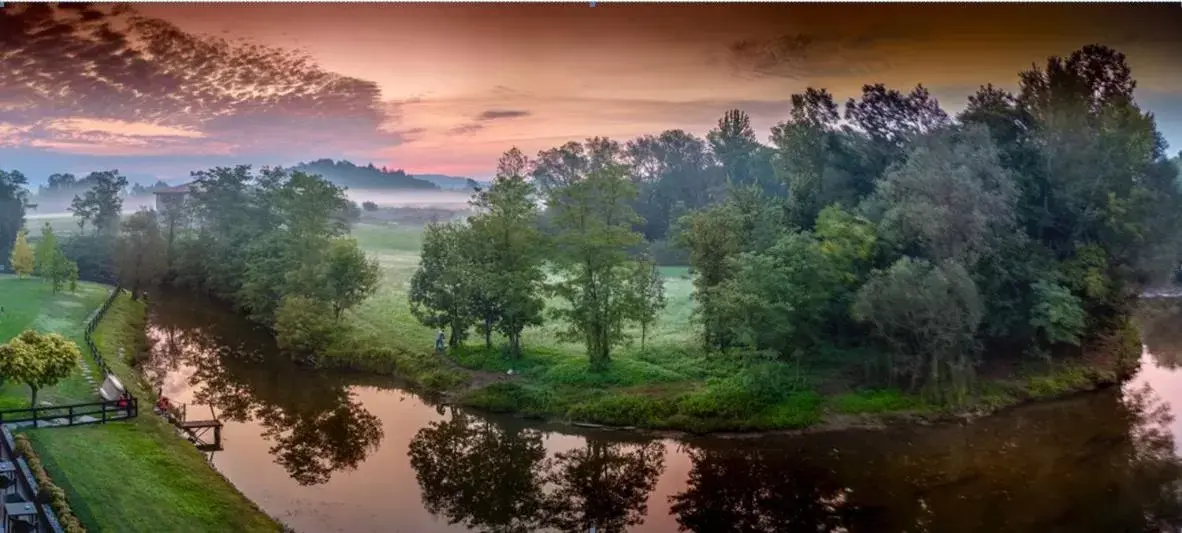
[83,287,122,378]
[0,398,138,427]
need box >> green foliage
[34,223,75,293]
[0,329,81,407]
[115,210,167,298]
[853,258,983,402]
[9,228,34,277]
[464,149,548,356]
[69,170,128,236]
[409,222,475,347]
[719,232,847,357]
[317,238,381,320]
[274,295,342,365]
[547,162,647,370]
[0,169,30,263]
[35,222,59,277]
[625,260,666,349]
[1029,280,1087,347]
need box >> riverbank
[280,224,1136,435]
[0,275,283,532]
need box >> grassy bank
[310,223,1126,433]
[0,275,281,532]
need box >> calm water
[144,291,1182,533]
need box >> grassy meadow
[338,220,1123,432]
[340,221,892,431]
[0,275,281,532]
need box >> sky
[2,2,1181,184]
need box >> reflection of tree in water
[408,409,549,532]
[669,445,862,533]
[408,411,665,533]
[545,437,665,533]
[144,291,384,486]
[1137,300,1182,369]
[669,386,1182,533]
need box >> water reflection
[145,290,384,485]
[668,384,1182,533]
[141,289,1182,533]
[1139,300,1182,368]
[409,409,666,532]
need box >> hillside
[410,174,481,190]
[293,159,438,190]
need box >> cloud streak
[0,3,402,161]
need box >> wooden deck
[162,405,223,452]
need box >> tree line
[3,165,381,366]
[409,148,668,369]
[410,44,1182,401]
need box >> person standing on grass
[435,329,445,353]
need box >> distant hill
[411,174,482,191]
[293,159,438,190]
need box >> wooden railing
[83,286,122,378]
[0,398,138,426]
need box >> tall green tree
[853,258,984,402]
[73,170,129,235]
[34,222,59,278]
[33,223,71,292]
[115,209,167,299]
[69,193,97,236]
[317,237,381,320]
[465,148,548,357]
[409,222,475,348]
[624,260,666,349]
[548,162,646,370]
[870,125,1018,267]
[771,88,862,228]
[0,170,29,264]
[707,109,760,188]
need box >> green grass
[0,278,281,532]
[326,224,1121,433]
[0,275,109,409]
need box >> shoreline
[430,365,1124,439]
[314,338,1130,438]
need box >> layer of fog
[344,189,474,209]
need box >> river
[142,290,1182,533]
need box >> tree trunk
[483,318,492,349]
[30,386,38,418]
[508,331,521,359]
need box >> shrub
[14,433,86,533]
[274,296,345,365]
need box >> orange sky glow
[2,3,1181,181]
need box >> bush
[274,296,345,365]
[566,394,677,427]
[14,433,86,533]
[462,382,555,416]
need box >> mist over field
[343,189,473,209]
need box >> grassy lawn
[0,276,281,532]
[0,275,109,409]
